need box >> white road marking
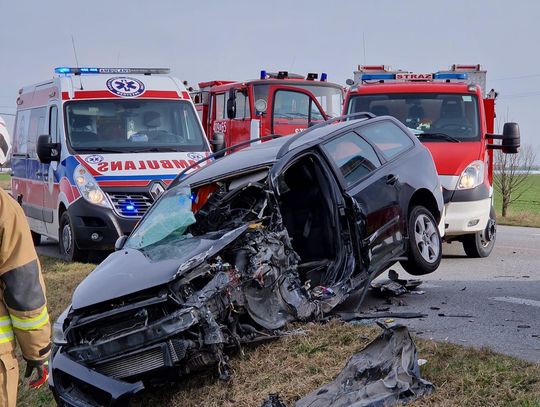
[489,296,540,308]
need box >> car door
[321,126,404,273]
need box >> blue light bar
[320,72,328,82]
[260,70,267,80]
[433,73,468,80]
[361,73,396,81]
[54,67,170,75]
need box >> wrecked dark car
[49,114,444,406]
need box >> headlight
[52,307,70,346]
[457,160,484,190]
[74,165,111,207]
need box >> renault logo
[149,182,165,200]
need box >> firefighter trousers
[0,351,18,407]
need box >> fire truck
[191,70,343,150]
[344,65,520,258]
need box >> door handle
[386,174,399,185]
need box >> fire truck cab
[344,65,520,258]
[11,67,210,262]
[191,70,343,151]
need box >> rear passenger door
[321,122,408,272]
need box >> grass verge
[494,174,540,228]
[0,172,10,190]
[14,256,540,406]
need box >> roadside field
[16,256,540,406]
[0,172,10,189]
[494,174,540,227]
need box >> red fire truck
[344,65,520,258]
[191,70,343,150]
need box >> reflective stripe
[10,307,49,331]
[0,319,14,344]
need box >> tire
[59,211,88,263]
[462,206,496,258]
[31,231,41,246]
[400,206,442,276]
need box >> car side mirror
[487,122,520,154]
[115,235,128,251]
[36,135,61,163]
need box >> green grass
[0,171,10,190]
[15,256,540,406]
[494,174,540,227]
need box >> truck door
[211,92,229,148]
[44,104,60,236]
[227,88,251,148]
[267,86,327,136]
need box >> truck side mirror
[226,89,236,119]
[501,122,520,154]
[487,122,520,154]
[211,132,225,157]
[36,135,61,163]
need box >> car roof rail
[276,111,375,159]
[169,134,282,188]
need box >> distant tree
[494,144,537,217]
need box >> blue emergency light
[320,72,328,82]
[433,73,468,80]
[260,70,267,80]
[125,203,136,212]
[54,67,170,75]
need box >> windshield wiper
[417,133,461,143]
[75,147,126,153]
[130,147,180,153]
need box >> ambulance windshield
[65,100,208,153]
[347,93,480,140]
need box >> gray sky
[1,0,538,158]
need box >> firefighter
[0,187,51,406]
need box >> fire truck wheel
[59,211,89,263]
[400,206,442,275]
[31,231,41,246]
[462,207,496,258]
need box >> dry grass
[16,256,540,407]
[497,211,540,228]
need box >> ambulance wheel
[463,207,496,258]
[400,206,442,276]
[31,231,41,246]
[59,212,88,263]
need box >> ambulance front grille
[107,193,154,218]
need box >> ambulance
[11,67,210,262]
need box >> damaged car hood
[72,225,248,310]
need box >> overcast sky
[1,0,538,159]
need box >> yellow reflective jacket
[0,188,51,361]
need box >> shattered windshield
[347,93,480,140]
[125,186,196,249]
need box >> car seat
[70,115,97,145]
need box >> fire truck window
[357,121,414,160]
[234,91,248,119]
[215,94,225,120]
[49,105,59,143]
[324,131,381,186]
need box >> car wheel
[31,231,41,246]
[400,206,442,276]
[462,206,496,258]
[59,211,88,263]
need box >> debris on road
[370,269,424,297]
[339,312,427,321]
[272,324,435,407]
[518,325,531,329]
[438,313,474,318]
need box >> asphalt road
[36,225,540,363]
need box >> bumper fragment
[49,350,144,407]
